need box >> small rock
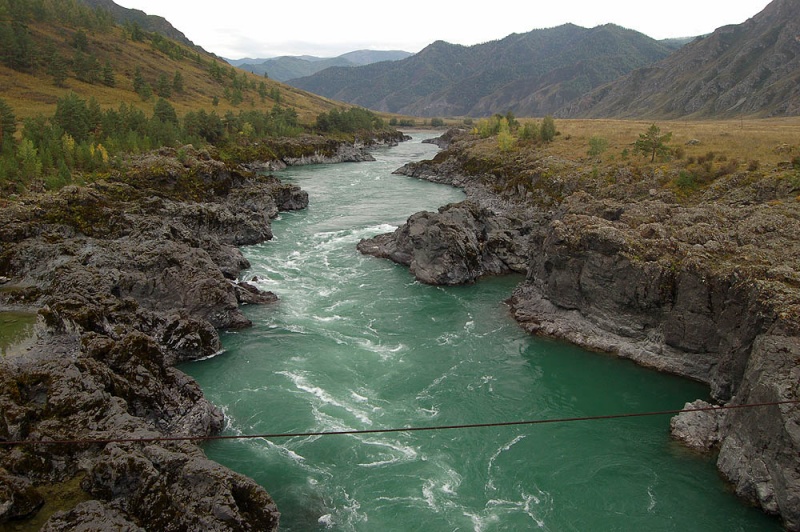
[670,400,724,451]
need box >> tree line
[0,94,306,193]
[0,93,394,194]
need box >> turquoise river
[182,133,780,531]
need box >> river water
[183,134,779,531]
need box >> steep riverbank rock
[0,146,307,529]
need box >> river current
[183,134,779,531]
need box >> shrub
[541,116,557,143]
[675,170,697,191]
[519,122,540,142]
[587,136,608,157]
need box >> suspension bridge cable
[1,399,797,448]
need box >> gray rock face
[0,147,306,530]
[42,500,146,532]
[670,400,724,451]
[358,201,529,285]
[0,468,44,522]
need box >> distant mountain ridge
[562,0,800,118]
[229,50,413,82]
[286,24,675,117]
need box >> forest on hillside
[0,0,394,195]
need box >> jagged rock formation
[563,0,800,118]
[0,146,308,529]
[358,132,800,529]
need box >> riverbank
[0,135,397,529]
[358,128,800,529]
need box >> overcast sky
[114,0,773,59]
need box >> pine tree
[54,92,90,142]
[541,115,557,143]
[634,124,672,162]
[133,66,152,100]
[153,98,178,125]
[172,71,184,94]
[156,73,171,99]
[102,60,115,87]
[0,98,16,149]
[7,23,35,71]
[49,51,69,87]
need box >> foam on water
[277,370,374,427]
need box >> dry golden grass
[549,118,800,170]
[0,21,340,128]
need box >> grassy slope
[0,17,341,126]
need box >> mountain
[78,0,201,51]
[232,50,413,82]
[562,0,800,118]
[287,24,674,117]
[338,50,413,66]
[0,0,338,122]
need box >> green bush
[587,136,608,157]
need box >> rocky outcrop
[670,400,725,452]
[357,201,529,285]
[421,128,466,149]
[240,132,409,172]
[0,146,309,529]
[358,132,800,529]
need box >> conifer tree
[49,51,69,87]
[0,99,16,149]
[156,73,172,98]
[541,115,557,143]
[172,71,184,94]
[54,92,90,142]
[634,124,672,162]
[102,60,115,87]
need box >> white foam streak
[356,438,418,468]
[486,435,527,492]
[278,370,373,426]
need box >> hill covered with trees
[0,0,397,195]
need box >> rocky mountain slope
[562,0,800,118]
[358,129,800,529]
[78,0,201,50]
[233,50,413,82]
[288,24,673,117]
